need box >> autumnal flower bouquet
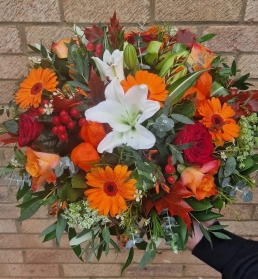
[1,12,258,270]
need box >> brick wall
[0,0,258,278]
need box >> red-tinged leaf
[52,96,82,113]
[88,67,106,103]
[84,25,104,43]
[0,132,18,145]
[108,11,123,49]
[220,90,258,118]
[145,181,194,232]
[176,28,196,48]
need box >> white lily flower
[85,78,160,153]
[92,49,125,84]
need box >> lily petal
[123,123,156,150]
[97,131,124,153]
[85,100,131,132]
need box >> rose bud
[51,38,71,59]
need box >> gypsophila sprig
[62,200,110,230]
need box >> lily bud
[124,43,137,71]
[51,38,71,59]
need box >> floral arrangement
[1,12,258,270]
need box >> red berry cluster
[86,42,103,57]
[164,156,176,185]
[51,108,86,142]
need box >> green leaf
[175,216,187,248]
[197,33,216,43]
[185,197,212,211]
[238,157,255,172]
[39,222,57,237]
[16,183,31,201]
[43,230,56,242]
[224,157,237,177]
[212,56,221,68]
[231,60,237,76]
[18,200,41,222]
[70,227,99,246]
[102,227,110,244]
[172,100,196,120]
[175,142,196,151]
[139,250,152,269]
[135,240,148,250]
[56,214,67,247]
[41,194,59,205]
[199,223,212,248]
[71,174,87,188]
[121,247,134,274]
[212,197,224,210]
[210,81,228,97]
[28,44,41,53]
[241,164,258,176]
[40,44,48,58]
[171,43,187,54]
[68,228,83,261]
[171,113,194,124]
[110,238,121,252]
[3,120,18,134]
[212,231,231,240]
[16,196,41,208]
[208,224,228,231]
[60,182,68,201]
[192,211,223,222]
[96,240,104,261]
[105,242,109,256]
[67,186,85,202]
[168,70,208,105]
[67,80,89,92]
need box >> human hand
[186,220,216,251]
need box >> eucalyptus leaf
[70,227,99,246]
[139,250,152,269]
[121,247,134,274]
[224,157,237,177]
[171,113,194,124]
[18,200,41,222]
[102,227,110,244]
[39,222,57,237]
[56,214,67,247]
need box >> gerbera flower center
[210,114,224,130]
[30,82,43,95]
[104,181,118,196]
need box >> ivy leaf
[145,181,193,231]
[88,67,106,103]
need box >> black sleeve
[192,224,258,279]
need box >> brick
[0,204,20,218]
[0,186,9,203]
[63,0,150,23]
[62,263,121,276]
[0,27,22,53]
[26,26,74,51]
[21,219,56,234]
[0,219,17,232]
[0,263,59,277]
[184,264,221,277]
[124,263,182,277]
[0,250,23,263]
[220,220,258,236]
[0,234,55,248]
[220,204,254,220]
[155,0,242,21]
[0,56,28,79]
[0,81,18,104]
[204,26,258,52]
[26,249,81,263]
[0,0,61,22]
[244,0,258,22]
[238,55,258,79]
[0,147,15,167]
[0,186,17,203]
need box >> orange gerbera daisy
[198,97,240,146]
[84,165,137,217]
[121,70,168,107]
[15,68,58,109]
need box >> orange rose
[51,38,71,59]
[25,147,60,191]
[71,142,100,171]
[80,121,106,148]
[181,160,220,200]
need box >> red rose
[174,122,214,166]
[18,111,44,147]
